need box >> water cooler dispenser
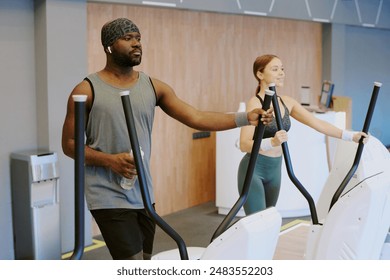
[11,150,61,259]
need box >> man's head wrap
[101,18,140,48]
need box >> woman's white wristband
[234,112,250,127]
[342,130,354,142]
[261,138,273,151]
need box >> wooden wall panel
[87,3,322,216]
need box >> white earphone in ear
[108,47,112,54]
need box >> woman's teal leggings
[237,153,282,215]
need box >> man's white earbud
[108,47,112,54]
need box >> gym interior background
[1,0,390,260]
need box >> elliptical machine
[304,82,390,260]
[270,81,390,260]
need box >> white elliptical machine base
[305,136,390,259]
[152,207,281,260]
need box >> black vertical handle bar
[210,89,275,242]
[119,91,189,260]
[329,82,382,211]
[268,84,319,225]
[70,95,87,260]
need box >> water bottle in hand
[120,147,144,190]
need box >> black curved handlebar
[268,84,319,225]
[120,92,189,260]
[329,82,382,210]
[210,90,275,242]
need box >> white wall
[0,0,91,260]
[34,0,91,254]
[0,0,37,259]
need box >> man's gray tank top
[84,72,156,210]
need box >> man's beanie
[101,18,140,48]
